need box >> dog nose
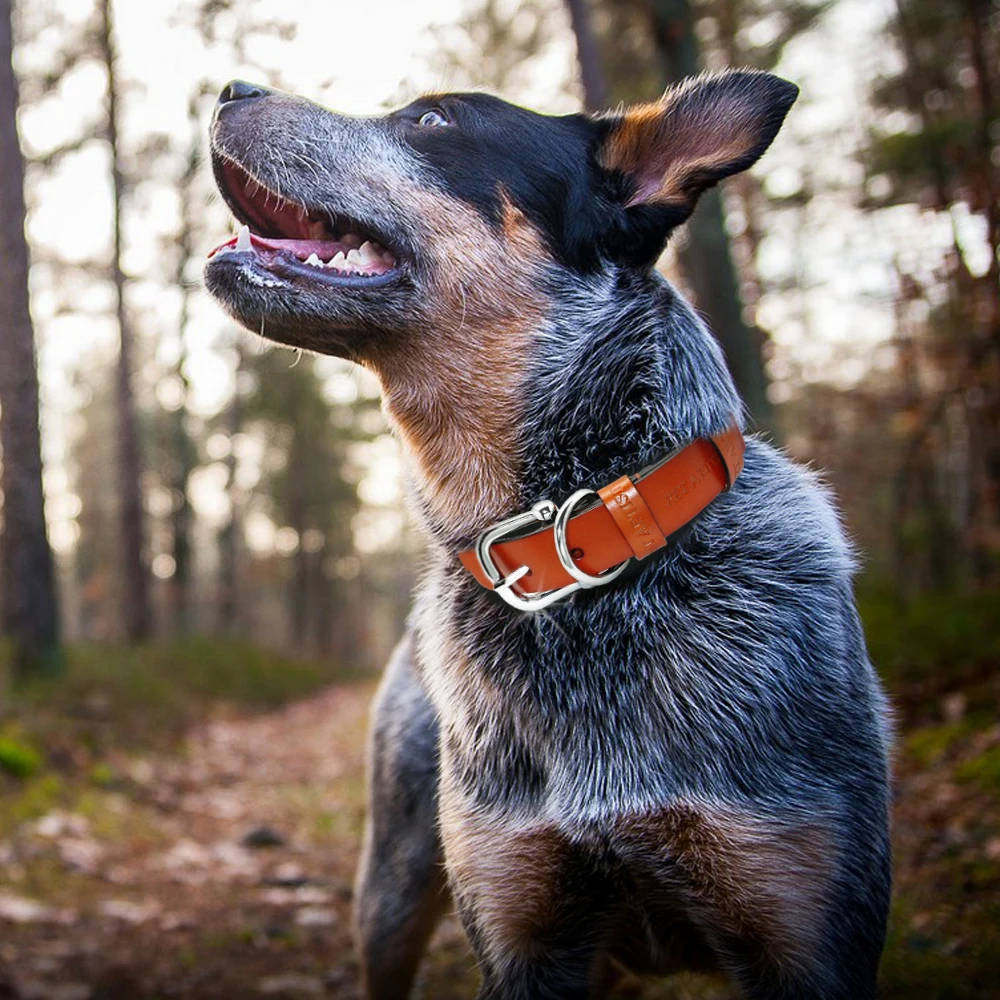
[218,80,271,106]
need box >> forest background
[0,0,998,997]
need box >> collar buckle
[475,492,631,612]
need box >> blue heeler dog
[204,70,893,1000]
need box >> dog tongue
[208,228,342,260]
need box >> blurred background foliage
[0,0,998,997]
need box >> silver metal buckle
[475,491,632,612]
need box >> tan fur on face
[619,800,834,971]
[368,194,550,537]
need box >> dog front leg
[354,633,449,999]
[441,800,614,1000]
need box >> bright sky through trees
[14,0,991,560]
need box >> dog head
[205,71,797,358]
[205,72,796,534]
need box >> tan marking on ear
[600,101,667,177]
[368,192,550,537]
[440,801,570,963]
[601,74,777,209]
[619,800,834,970]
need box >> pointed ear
[599,70,798,226]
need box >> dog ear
[597,70,797,251]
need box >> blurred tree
[0,0,61,673]
[67,361,121,641]
[243,352,364,657]
[564,0,608,109]
[157,95,207,636]
[431,0,565,96]
[864,0,999,586]
[98,0,151,640]
[216,346,246,637]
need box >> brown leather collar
[458,424,744,605]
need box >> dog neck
[518,271,744,514]
[375,328,533,541]
[372,268,742,550]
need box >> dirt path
[0,681,474,1000]
[4,676,995,999]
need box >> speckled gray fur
[202,75,893,1000]
[404,266,893,998]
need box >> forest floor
[0,616,998,1000]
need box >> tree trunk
[166,107,201,636]
[0,0,61,673]
[217,347,244,635]
[564,0,609,110]
[645,0,774,432]
[99,0,150,641]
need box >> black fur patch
[392,93,626,272]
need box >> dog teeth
[304,252,322,266]
[235,225,252,251]
[329,251,347,270]
[345,249,363,268]
[357,241,381,266]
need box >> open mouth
[208,155,403,288]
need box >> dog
[205,71,893,1000]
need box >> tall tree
[98,0,150,640]
[564,0,608,109]
[865,0,1000,585]
[0,0,61,672]
[161,96,205,636]
[244,352,359,656]
[216,348,245,637]
[644,0,774,429]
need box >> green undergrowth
[0,638,345,830]
[859,587,1000,694]
[868,585,1000,1000]
[1,637,338,748]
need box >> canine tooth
[305,252,322,266]
[345,249,363,267]
[329,251,347,270]
[358,241,380,266]
[235,225,252,251]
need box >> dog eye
[418,109,449,128]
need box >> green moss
[6,638,339,756]
[955,745,1000,794]
[0,773,64,833]
[905,723,966,767]
[0,736,42,779]
[88,761,116,787]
